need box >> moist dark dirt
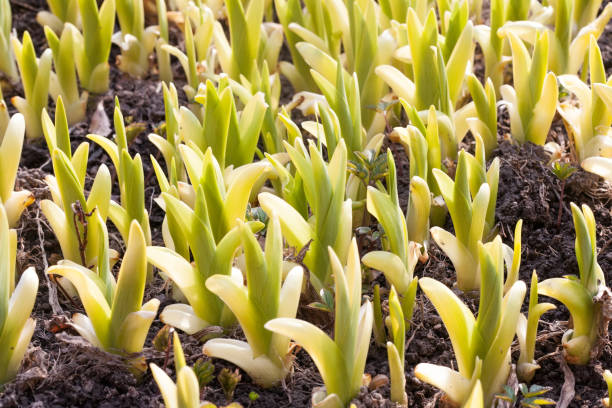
[1,2,612,408]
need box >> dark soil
[1,1,612,408]
[491,141,612,407]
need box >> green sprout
[496,384,555,407]
[551,160,577,227]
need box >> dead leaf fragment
[557,355,575,408]
[89,100,111,136]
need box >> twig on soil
[281,376,292,405]
[600,237,612,256]
[512,330,563,353]
[36,207,63,316]
[556,355,575,408]
[38,158,51,171]
[536,349,560,364]
[146,186,157,221]
[500,158,522,179]
[71,203,95,267]
[536,330,564,342]
[50,274,80,309]
[424,391,442,408]
[9,0,36,11]
[405,297,425,351]
[161,327,174,371]
[553,182,570,228]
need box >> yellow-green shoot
[203,216,303,387]
[416,237,526,406]
[265,239,373,408]
[0,204,38,384]
[538,203,608,365]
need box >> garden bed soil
[1,1,611,407]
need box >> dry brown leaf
[557,355,575,408]
[89,101,111,137]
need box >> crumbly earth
[0,1,611,407]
